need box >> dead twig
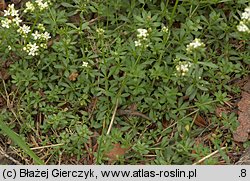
[30,143,63,150]
[117,109,153,121]
[107,99,119,135]
[193,147,226,165]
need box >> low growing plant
[0,0,249,164]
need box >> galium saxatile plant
[0,0,248,165]
[0,3,51,56]
[175,38,205,76]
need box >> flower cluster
[3,4,19,16]
[17,24,31,37]
[1,4,51,56]
[242,7,250,21]
[237,6,250,33]
[134,28,150,47]
[175,61,192,76]
[1,4,22,28]
[161,26,169,33]
[137,28,148,39]
[32,31,51,41]
[38,23,46,31]
[96,28,105,36]
[186,38,205,53]
[23,43,39,56]
[24,0,49,13]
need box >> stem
[177,100,218,111]
[169,0,179,27]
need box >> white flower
[35,0,49,10]
[17,24,31,36]
[32,30,51,41]
[161,26,169,33]
[23,43,39,56]
[41,32,51,40]
[32,31,41,40]
[3,10,10,17]
[134,40,142,47]
[24,1,35,13]
[1,19,11,28]
[237,21,250,32]
[4,4,19,17]
[12,16,22,26]
[137,28,148,39]
[82,61,88,67]
[186,38,205,52]
[29,43,39,56]
[8,46,12,50]
[176,61,192,76]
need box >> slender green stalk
[169,0,179,27]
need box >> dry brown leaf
[128,103,137,112]
[162,118,169,129]
[11,0,22,5]
[0,69,10,80]
[69,72,79,81]
[105,143,128,161]
[194,114,207,127]
[233,90,250,142]
[47,35,60,47]
[0,0,6,10]
[69,13,81,25]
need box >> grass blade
[0,118,44,165]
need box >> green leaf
[81,22,90,30]
[66,23,78,29]
[198,62,218,68]
[0,118,44,165]
[186,85,194,96]
[89,6,97,12]
[175,53,192,61]
[61,2,75,8]
[197,84,208,91]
